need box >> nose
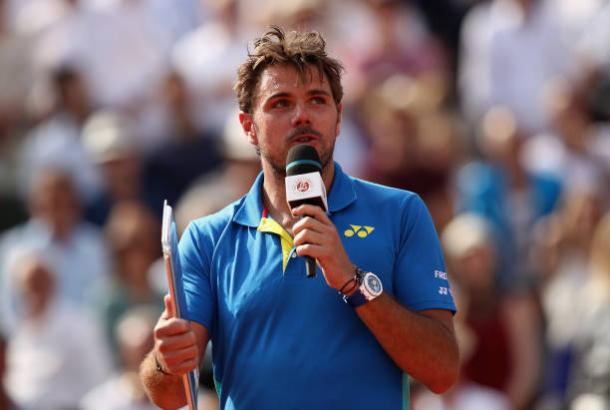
[291,102,311,127]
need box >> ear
[239,111,258,146]
[335,103,343,137]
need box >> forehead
[255,64,332,100]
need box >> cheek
[255,118,283,144]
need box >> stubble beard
[253,122,337,179]
[260,140,335,180]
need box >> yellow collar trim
[257,216,294,272]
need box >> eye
[270,98,290,109]
[310,96,328,105]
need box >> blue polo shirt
[179,163,455,410]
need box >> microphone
[285,144,328,278]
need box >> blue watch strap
[343,288,368,308]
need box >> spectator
[0,168,110,331]
[567,213,610,409]
[142,70,224,216]
[358,75,435,195]
[523,78,610,196]
[17,66,102,205]
[80,306,159,410]
[4,250,111,409]
[92,201,163,364]
[0,0,33,205]
[458,0,522,126]
[574,1,610,124]
[352,0,448,90]
[170,0,250,132]
[32,0,168,112]
[459,0,574,134]
[535,187,605,406]
[442,213,542,410]
[174,109,261,234]
[413,321,511,410]
[81,110,150,226]
[0,111,28,234]
[455,106,561,286]
[357,73,464,229]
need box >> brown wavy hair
[234,26,344,114]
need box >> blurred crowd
[0,0,609,409]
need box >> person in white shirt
[459,0,574,134]
[80,306,159,410]
[0,168,110,331]
[17,66,102,205]
[5,250,112,410]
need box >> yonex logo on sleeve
[344,224,375,238]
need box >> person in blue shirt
[140,26,459,410]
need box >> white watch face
[363,272,383,297]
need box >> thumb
[162,293,176,319]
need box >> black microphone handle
[287,200,326,279]
[306,256,316,278]
[293,207,321,278]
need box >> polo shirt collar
[233,172,265,227]
[232,162,357,227]
[327,162,356,213]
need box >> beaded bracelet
[339,276,359,295]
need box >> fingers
[291,204,331,223]
[158,337,200,374]
[294,242,327,259]
[289,205,354,290]
[292,207,332,234]
[156,343,200,375]
[292,216,327,239]
[293,227,325,248]
[162,294,176,319]
[154,317,200,375]
[292,219,338,261]
[163,353,199,374]
[155,316,191,338]
[291,205,338,259]
[292,217,333,261]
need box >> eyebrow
[307,89,332,97]
[266,89,332,101]
[266,92,291,101]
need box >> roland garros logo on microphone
[293,177,312,194]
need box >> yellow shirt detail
[258,217,294,272]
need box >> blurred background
[0,0,609,409]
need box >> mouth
[288,127,323,146]
[292,135,319,144]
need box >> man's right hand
[141,295,208,409]
[153,294,201,375]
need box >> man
[5,250,112,409]
[0,168,110,331]
[140,26,459,409]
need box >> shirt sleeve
[179,221,215,332]
[393,194,456,313]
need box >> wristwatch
[344,268,383,308]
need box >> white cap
[442,214,493,259]
[82,111,137,163]
[222,109,258,161]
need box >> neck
[261,159,335,227]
